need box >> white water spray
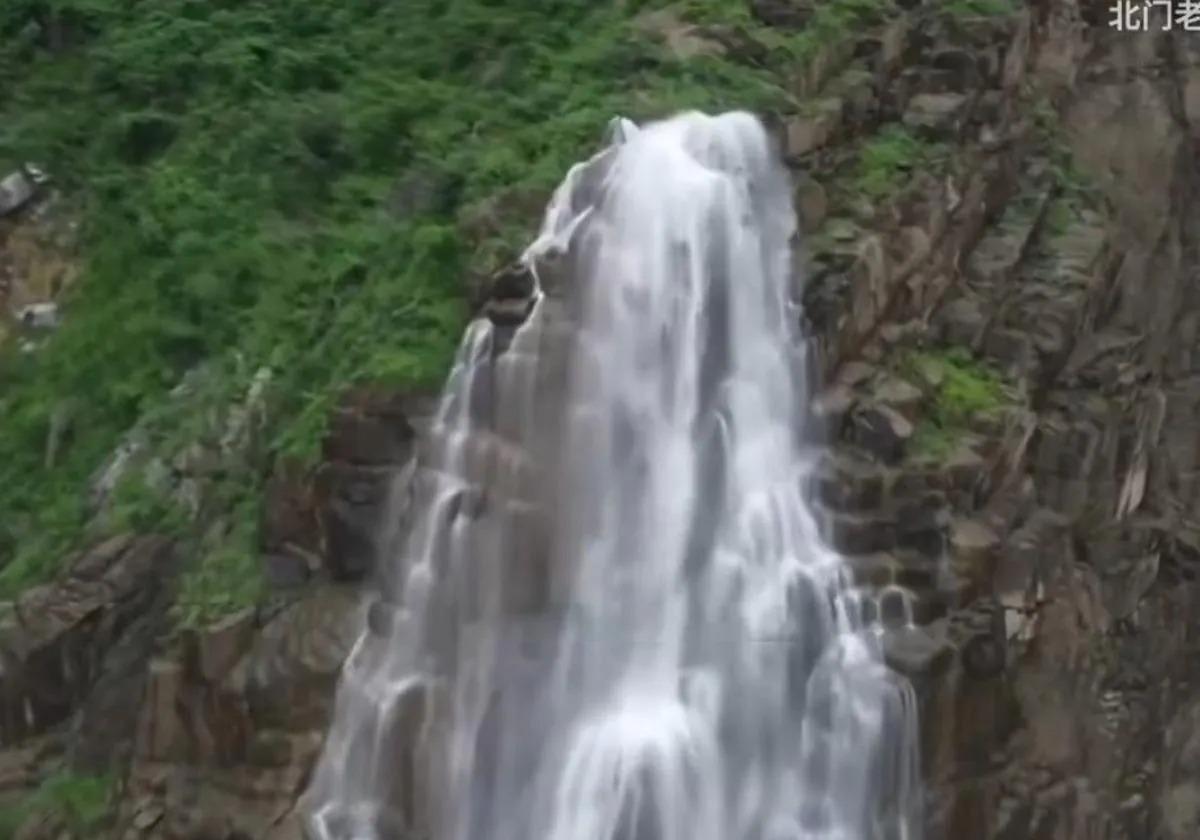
[304,111,922,840]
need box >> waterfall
[303,111,923,840]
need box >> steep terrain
[5,0,1200,838]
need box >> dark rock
[324,389,418,466]
[961,632,1007,679]
[484,296,536,326]
[749,0,814,29]
[817,506,896,554]
[488,261,536,301]
[934,297,987,346]
[849,403,913,464]
[811,450,886,512]
[809,385,854,437]
[883,624,954,679]
[263,553,311,589]
[317,463,400,580]
[0,535,173,745]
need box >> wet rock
[812,450,886,512]
[816,506,896,554]
[317,463,399,581]
[848,403,913,464]
[487,262,536,301]
[883,624,954,679]
[895,495,948,558]
[483,296,535,326]
[809,384,854,434]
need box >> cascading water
[303,111,923,840]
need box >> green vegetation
[941,0,1020,17]
[0,772,112,839]
[855,126,946,199]
[0,0,901,602]
[173,494,263,628]
[902,347,1010,457]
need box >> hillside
[8,1,1200,839]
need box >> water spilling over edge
[303,110,923,840]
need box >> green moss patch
[902,347,1011,457]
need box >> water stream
[304,111,922,840]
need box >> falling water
[304,111,922,840]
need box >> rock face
[4,1,1200,838]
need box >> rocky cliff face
[4,1,1200,838]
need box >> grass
[941,0,1020,17]
[854,125,948,200]
[173,515,263,629]
[0,0,905,609]
[0,772,112,840]
[902,347,1010,457]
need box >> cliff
[4,1,1200,838]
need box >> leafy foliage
[855,126,946,199]
[903,348,1010,457]
[0,771,112,840]
[0,0,897,598]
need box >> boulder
[883,624,954,679]
[323,388,417,467]
[849,403,913,464]
[874,376,924,420]
[0,535,172,744]
[784,100,843,159]
[317,462,400,581]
